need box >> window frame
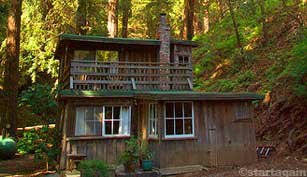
[74,105,131,137]
[103,106,131,137]
[164,101,195,139]
[148,103,158,138]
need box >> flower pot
[142,160,153,171]
[124,161,137,173]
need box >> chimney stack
[158,13,170,90]
[158,13,170,63]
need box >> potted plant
[139,140,153,171]
[78,160,109,177]
[119,137,139,173]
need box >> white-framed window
[103,106,131,136]
[164,102,194,138]
[148,103,158,138]
[75,106,131,136]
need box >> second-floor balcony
[63,60,193,91]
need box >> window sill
[162,136,197,141]
[66,135,130,141]
[148,136,159,141]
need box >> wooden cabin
[56,14,263,171]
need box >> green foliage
[119,137,139,164]
[19,84,58,125]
[78,160,109,177]
[17,129,39,154]
[17,127,61,170]
[279,37,307,97]
[236,70,256,87]
[206,79,236,92]
[139,139,153,160]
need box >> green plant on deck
[77,160,109,177]
[139,139,153,160]
[118,137,139,164]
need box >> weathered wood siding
[60,98,256,169]
[142,100,256,168]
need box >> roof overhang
[55,34,199,59]
[58,90,264,101]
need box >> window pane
[105,107,112,120]
[121,106,130,135]
[96,50,118,62]
[75,107,85,136]
[105,121,112,135]
[184,119,193,134]
[74,50,95,60]
[178,56,184,63]
[94,121,101,135]
[175,119,183,134]
[113,121,120,134]
[184,56,189,63]
[85,121,94,135]
[113,107,120,120]
[184,103,192,117]
[166,119,174,135]
[94,107,103,121]
[85,107,93,120]
[165,103,174,117]
[175,103,183,118]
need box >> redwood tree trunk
[76,0,87,35]
[183,0,195,40]
[108,0,118,37]
[3,0,22,137]
[121,0,131,38]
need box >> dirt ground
[175,154,307,177]
[0,153,306,177]
[0,154,45,177]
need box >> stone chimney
[158,13,170,63]
[158,13,170,90]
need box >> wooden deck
[63,60,193,91]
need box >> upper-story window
[73,50,118,62]
[178,55,190,65]
[164,102,194,138]
[74,50,96,60]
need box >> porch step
[159,165,204,176]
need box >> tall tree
[226,0,243,54]
[2,0,22,137]
[183,0,195,40]
[108,0,118,37]
[76,0,88,35]
[259,0,268,46]
[120,0,132,38]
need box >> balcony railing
[64,60,193,91]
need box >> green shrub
[17,129,39,154]
[206,79,236,92]
[236,70,256,87]
[78,160,109,177]
[17,127,61,170]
